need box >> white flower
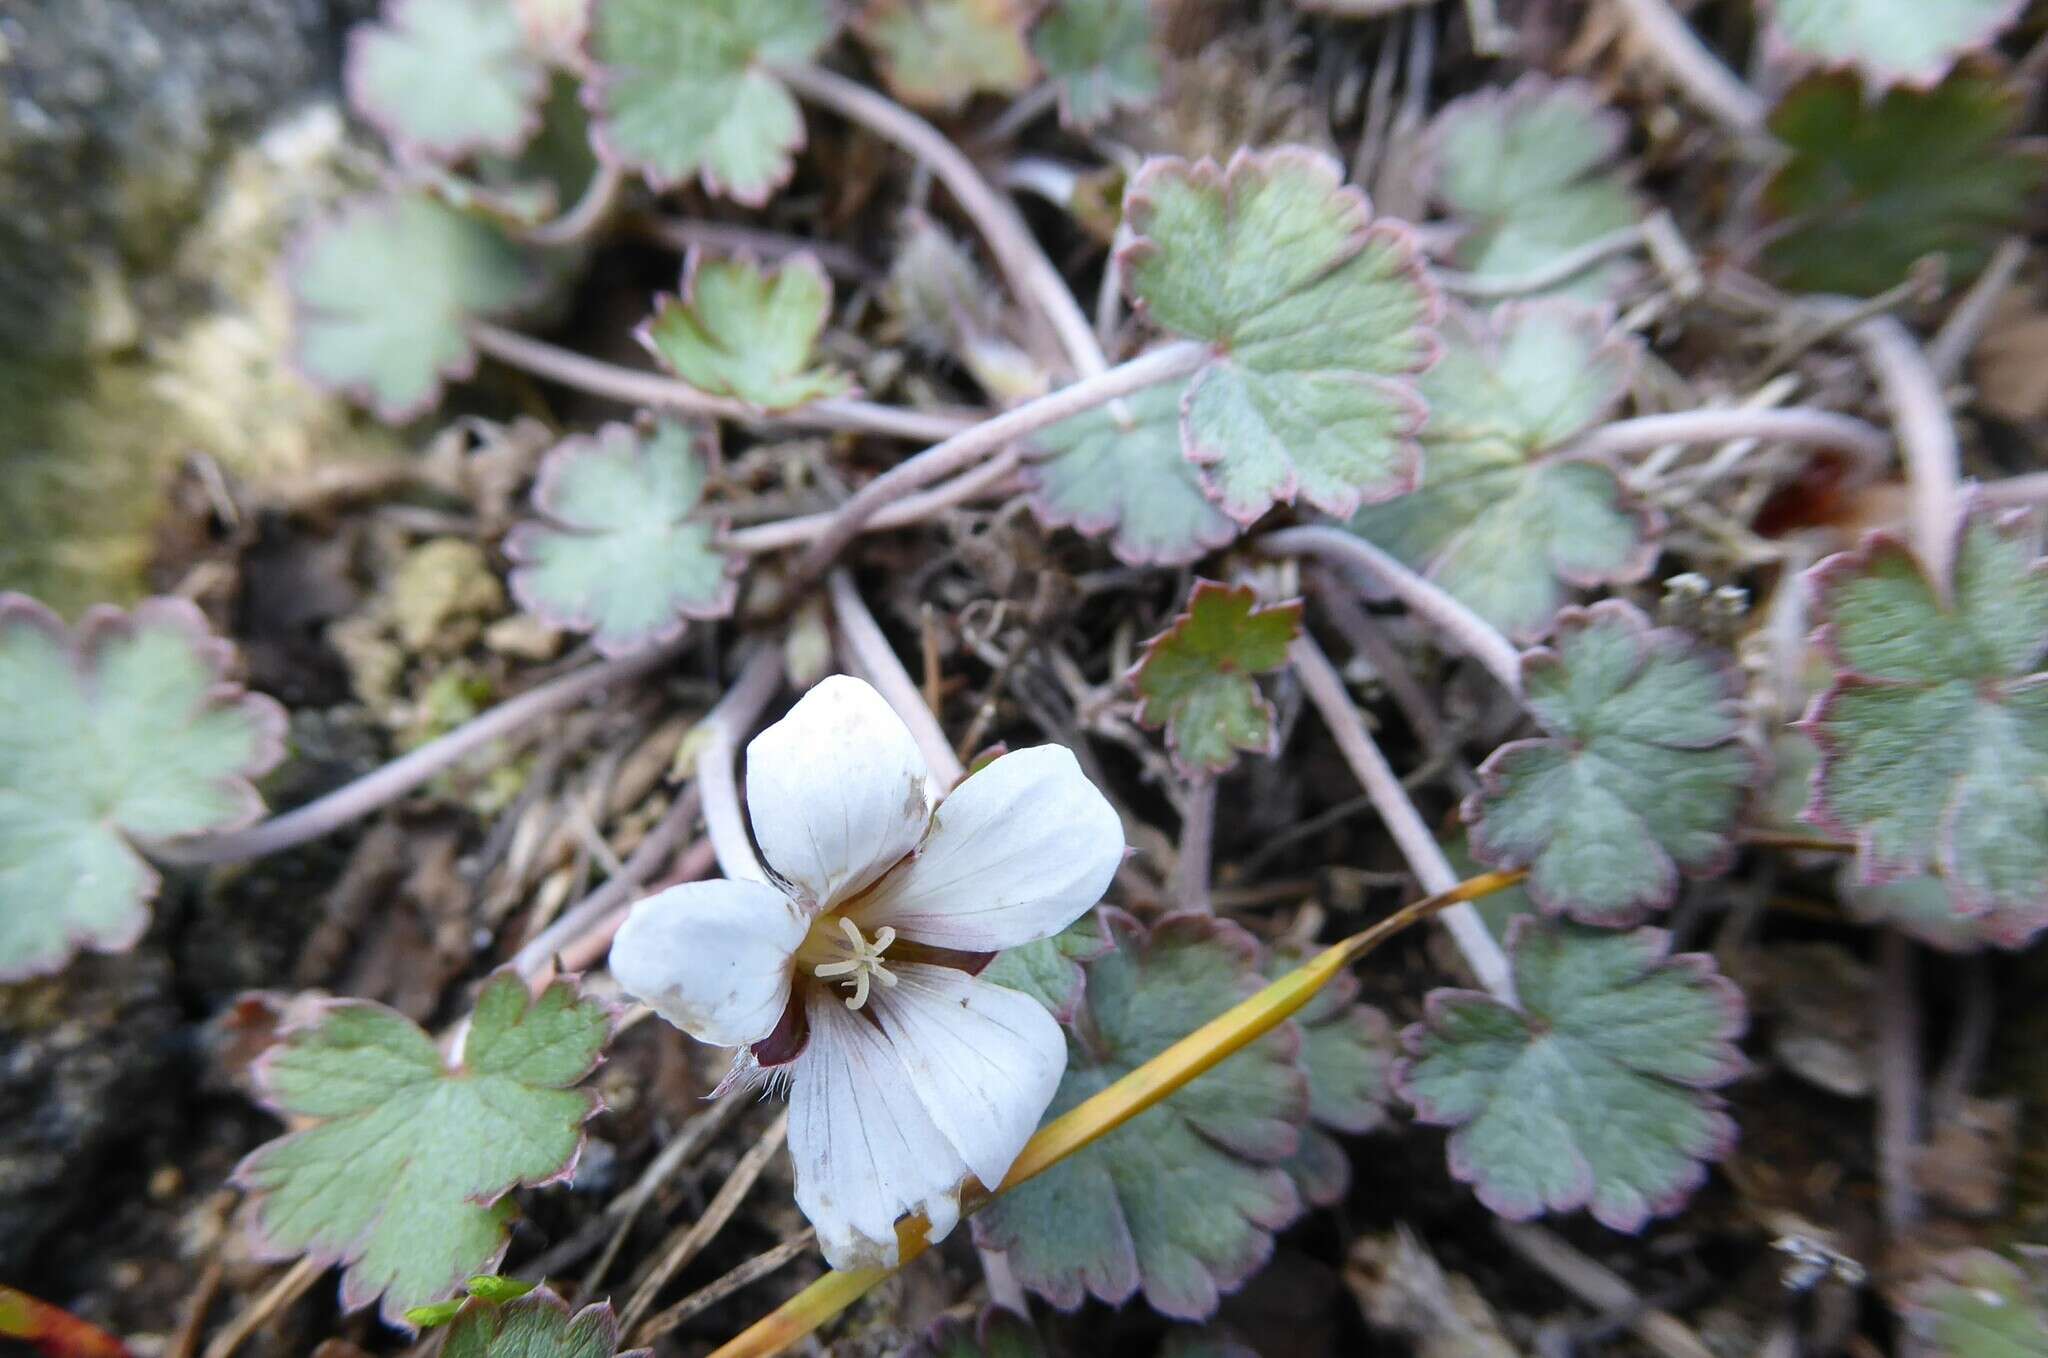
[610,674,1125,1269]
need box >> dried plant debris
[1761,0,2026,89]
[1760,71,2042,298]
[638,252,853,410]
[583,0,834,201]
[1121,146,1440,523]
[1801,507,2048,940]
[1425,75,1640,299]
[1397,920,1746,1232]
[1348,302,1657,642]
[976,912,1309,1320]
[1464,602,1759,926]
[1265,941,1396,1207]
[0,596,285,981]
[235,973,611,1326]
[505,419,739,657]
[1130,581,1302,779]
[857,0,1037,112]
[289,191,538,421]
[346,0,549,161]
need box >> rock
[0,952,179,1276]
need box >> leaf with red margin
[441,1285,650,1358]
[1032,0,1160,130]
[1425,75,1640,300]
[288,191,539,423]
[581,0,834,203]
[1348,301,1659,642]
[1798,505,2048,935]
[346,0,548,162]
[973,911,1309,1320]
[856,0,1036,112]
[1120,146,1440,523]
[1022,378,1240,567]
[1462,601,1759,926]
[636,252,852,410]
[235,972,612,1328]
[0,595,285,982]
[1396,918,1746,1232]
[1761,0,2026,89]
[506,419,740,657]
[1131,581,1302,779]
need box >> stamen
[809,917,898,1010]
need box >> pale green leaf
[1397,921,1745,1231]
[1023,379,1239,566]
[235,973,610,1326]
[857,0,1037,111]
[1465,601,1758,926]
[290,192,537,422]
[347,0,547,160]
[638,253,852,410]
[442,1287,648,1358]
[0,596,284,981]
[1428,76,1640,299]
[1348,302,1657,641]
[1904,1249,2048,1358]
[1266,941,1395,1207]
[1122,146,1438,522]
[585,0,834,202]
[1763,0,2023,87]
[1033,0,1161,129]
[974,912,1309,1320]
[983,909,1111,1024]
[1132,581,1303,778]
[1761,72,2041,297]
[1802,508,2048,932]
[506,419,738,657]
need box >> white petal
[870,963,1068,1192]
[608,879,806,1048]
[746,675,932,908]
[857,745,1124,951]
[787,990,966,1270]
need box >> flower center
[806,916,899,1011]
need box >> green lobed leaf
[1033,0,1162,130]
[1463,601,1759,926]
[1265,941,1396,1207]
[505,419,739,657]
[974,911,1310,1320]
[1131,581,1303,779]
[0,596,285,981]
[346,0,548,161]
[1121,146,1439,523]
[1426,75,1640,299]
[1396,919,1746,1231]
[1760,71,2042,298]
[234,972,611,1326]
[637,252,852,410]
[983,908,1112,1024]
[1838,867,2048,954]
[856,0,1037,112]
[1800,507,2048,935]
[1903,1250,2048,1358]
[1348,302,1658,641]
[583,0,834,202]
[1023,379,1240,566]
[442,1286,650,1358]
[289,191,538,422]
[1762,0,2024,88]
